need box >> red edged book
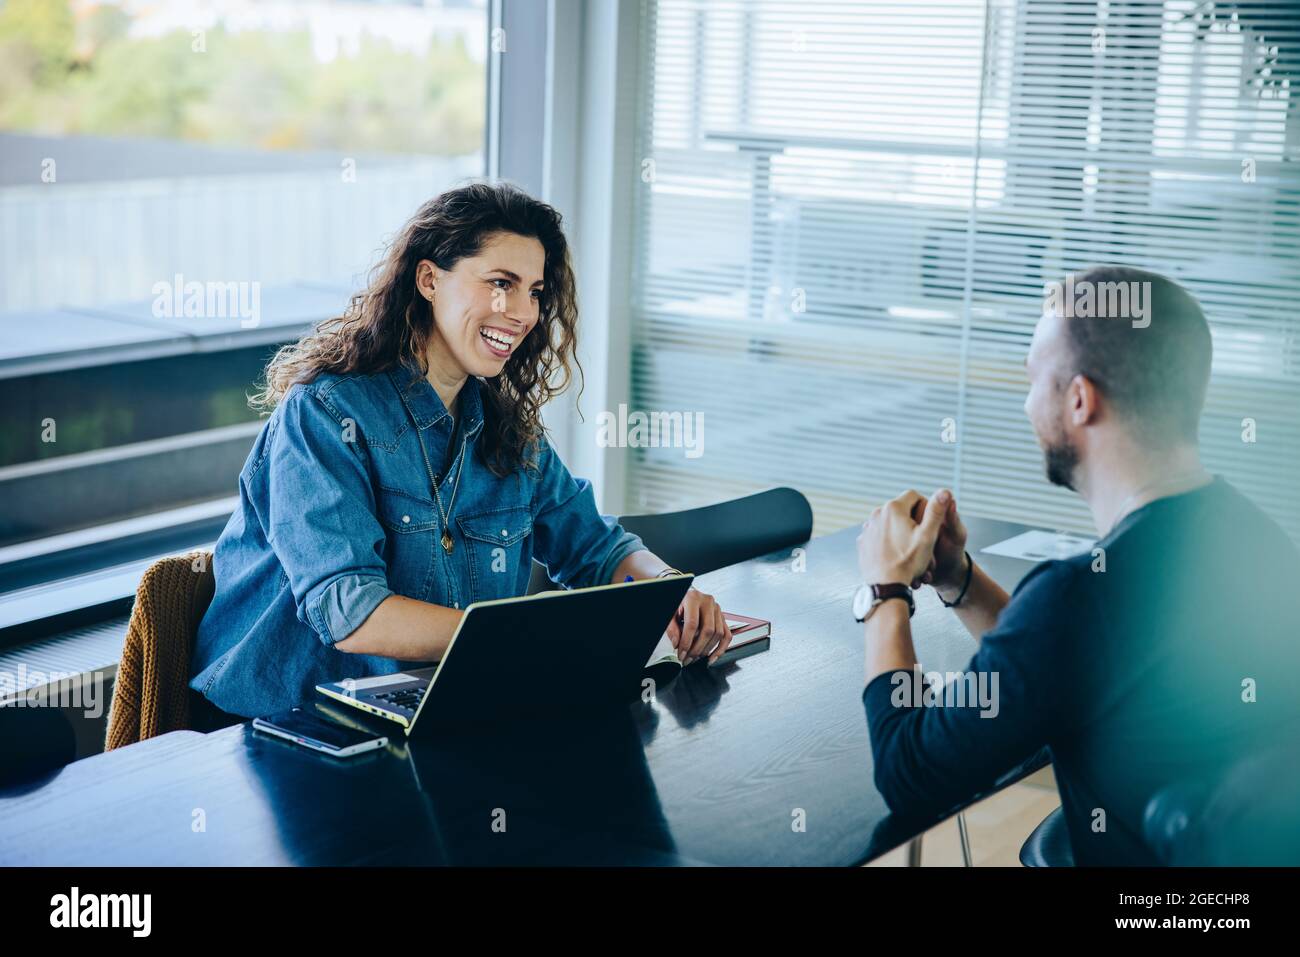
[717,613,771,664]
[643,611,772,683]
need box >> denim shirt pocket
[375,485,437,599]
[457,504,533,601]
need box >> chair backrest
[619,486,813,575]
[527,487,812,593]
[105,550,215,750]
[0,707,77,790]
[1143,740,1300,865]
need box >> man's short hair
[1051,265,1212,445]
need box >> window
[629,0,1300,542]
[0,0,488,566]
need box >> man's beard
[1042,431,1080,491]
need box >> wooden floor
[866,766,1060,867]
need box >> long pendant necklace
[396,382,465,555]
[431,438,465,554]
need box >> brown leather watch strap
[871,582,916,618]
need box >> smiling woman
[189,182,732,719]
[250,182,579,478]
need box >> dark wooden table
[0,517,1048,866]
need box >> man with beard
[853,265,1300,865]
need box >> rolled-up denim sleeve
[530,437,644,588]
[264,387,394,646]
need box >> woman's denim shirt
[190,362,644,717]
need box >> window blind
[627,0,1300,543]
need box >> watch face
[852,584,873,621]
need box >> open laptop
[315,574,693,739]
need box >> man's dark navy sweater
[863,477,1300,865]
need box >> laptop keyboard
[373,686,426,713]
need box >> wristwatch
[852,582,915,623]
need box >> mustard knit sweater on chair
[105,550,215,750]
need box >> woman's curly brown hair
[251,181,580,475]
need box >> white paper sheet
[980,529,1095,561]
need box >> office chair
[1019,806,1073,867]
[1022,740,1300,866]
[105,549,239,750]
[3,549,225,787]
[527,486,814,594]
[0,706,78,790]
[1144,741,1300,866]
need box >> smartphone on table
[252,708,388,758]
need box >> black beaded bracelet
[939,551,974,608]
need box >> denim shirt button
[500,529,508,537]
[402,515,411,524]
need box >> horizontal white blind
[628,0,1300,542]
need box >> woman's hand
[667,586,732,665]
[611,550,732,665]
